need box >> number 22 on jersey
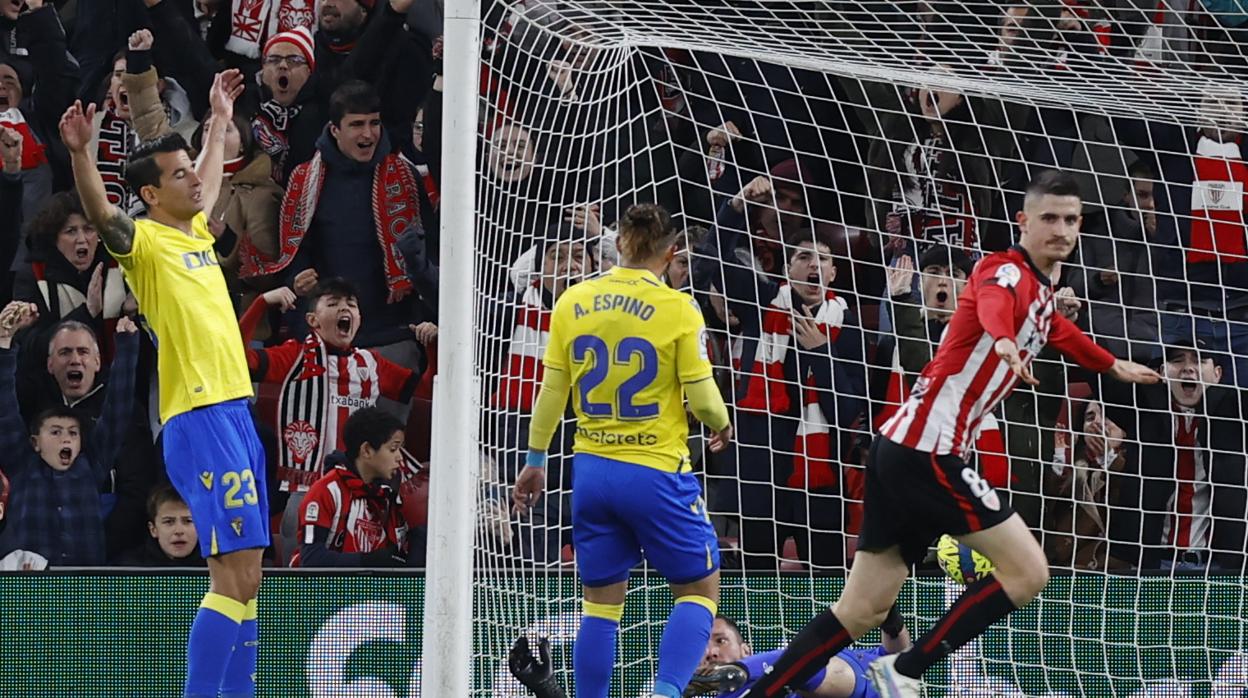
[571,335,660,421]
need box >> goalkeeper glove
[509,636,565,698]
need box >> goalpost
[427,0,1248,695]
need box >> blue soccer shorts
[571,452,719,587]
[164,399,270,557]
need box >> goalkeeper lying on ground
[509,605,910,698]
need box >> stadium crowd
[0,0,1245,575]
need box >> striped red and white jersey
[881,247,1115,458]
[1163,411,1213,552]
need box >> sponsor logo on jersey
[305,501,319,523]
[200,471,214,489]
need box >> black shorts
[857,435,1014,566]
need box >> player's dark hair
[344,407,405,462]
[30,405,82,437]
[125,133,192,198]
[24,190,88,257]
[1024,169,1081,200]
[329,80,382,126]
[48,320,100,356]
[715,614,746,643]
[306,277,359,310]
[616,203,675,263]
[146,483,188,522]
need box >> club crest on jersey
[994,263,1021,289]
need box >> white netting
[460,1,1248,695]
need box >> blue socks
[575,600,624,698]
[735,649,828,694]
[220,598,259,697]
[184,593,244,698]
[653,595,716,698]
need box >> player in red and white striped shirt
[742,171,1162,698]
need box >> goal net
[451,0,1248,695]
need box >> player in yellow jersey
[59,72,264,698]
[514,204,734,698]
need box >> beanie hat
[0,55,34,102]
[263,26,316,71]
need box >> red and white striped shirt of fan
[881,247,1115,460]
[1162,412,1213,553]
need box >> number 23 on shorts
[221,468,260,509]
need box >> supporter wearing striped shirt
[1103,339,1248,573]
[239,276,419,563]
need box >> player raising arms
[741,171,1162,698]
[59,72,267,698]
[513,203,734,698]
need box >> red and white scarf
[276,332,393,492]
[492,283,549,411]
[736,286,846,489]
[96,109,140,215]
[226,0,317,58]
[1187,135,1248,264]
[246,150,420,299]
[252,100,302,184]
[0,108,46,170]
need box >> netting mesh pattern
[466,1,1248,694]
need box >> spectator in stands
[254,81,436,355]
[117,484,206,566]
[703,175,866,570]
[13,320,157,559]
[840,69,1009,257]
[252,27,325,185]
[0,0,76,221]
[1127,90,1248,386]
[12,192,126,348]
[0,302,138,566]
[292,407,410,567]
[238,277,420,563]
[492,226,586,563]
[314,0,430,154]
[1070,159,1160,362]
[1044,400,1128,571]
[1104,339,1248,573]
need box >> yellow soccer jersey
[543,265,715,472]
[109,213,253,423]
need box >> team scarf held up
[1187,134,1248,265]
[492,282,549,411]
[738,284,846,490]
[226,0,317,58]
[253,101,302,184]
[0,108,47,170]
[245,149,420,298]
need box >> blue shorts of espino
[164,399,270,557]
[571,452,719,587]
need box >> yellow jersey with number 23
[108,212,253,424]
[543,265,714,473]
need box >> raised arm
[0,303,39,469]
[196,69,245,215]
[89,318,140,484]
[59,101,136,255]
